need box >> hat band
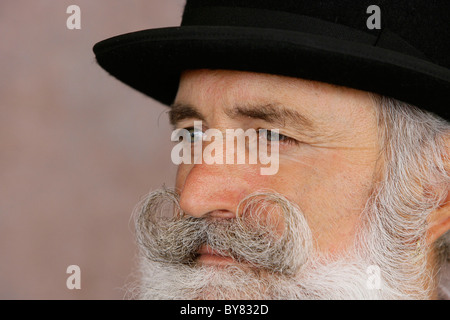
[181,6,427,59]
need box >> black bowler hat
[93,0,450,121]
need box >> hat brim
[93,26,450,120]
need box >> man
[94,0,450,299]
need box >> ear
[426,192,450,245]
[426,135,450,245]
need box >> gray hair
[371,94,450,289]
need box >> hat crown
[182,0,450,69]
[93,0,450,120]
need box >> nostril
[208,210,236,219]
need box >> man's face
[173,69,380,257]
[133,69,434,300]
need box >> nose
[177,162,259,219]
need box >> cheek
[273,151,375,253]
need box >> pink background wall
[0,0,183,299]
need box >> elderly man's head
[131,69,450,299]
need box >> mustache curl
[134,188,313,276]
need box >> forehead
[176,69,339,104]
[174,69,377,139]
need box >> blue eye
[186,127,204,143]
[259,129,289,142]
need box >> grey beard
[134,189,312,276]
[129,188,432,300]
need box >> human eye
[185,126,204,143]
[258,129,298,146]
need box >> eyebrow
[169,103,205,126]
[169,102,316,134]
[225,103,315,132]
